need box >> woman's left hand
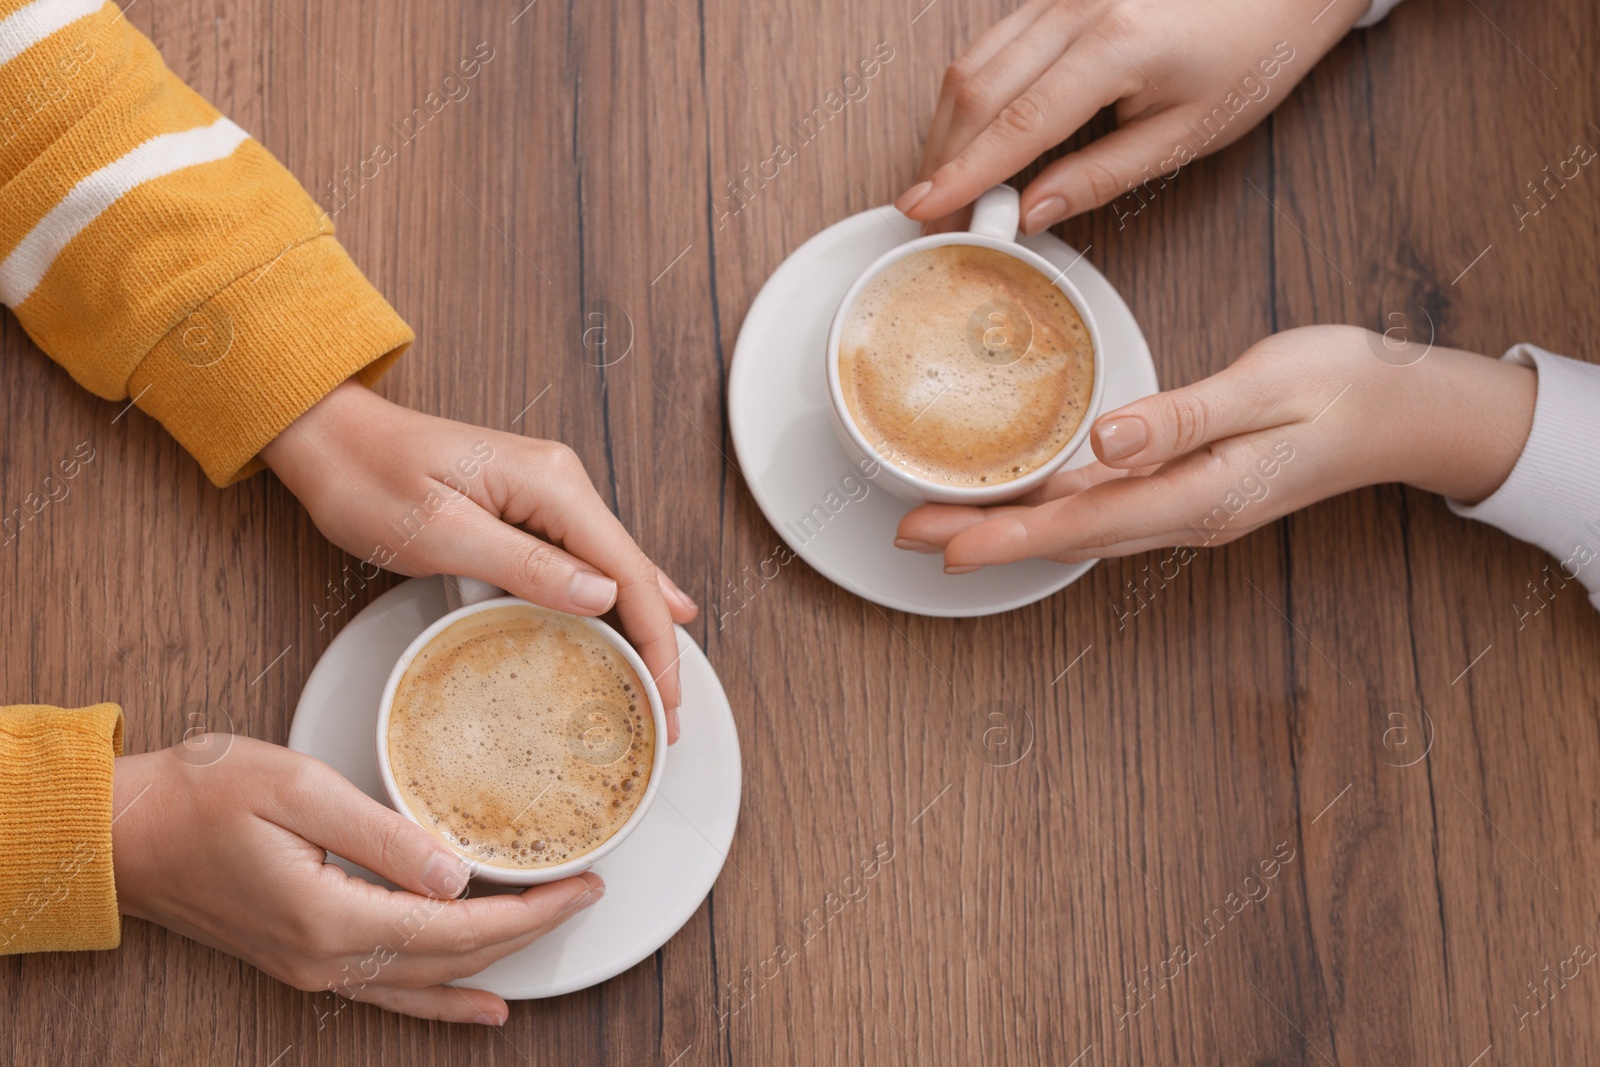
[898,0,1363,235]
[262,382,697,738]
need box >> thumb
[271,756,473,899]
[1090,361,1289,469]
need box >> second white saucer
[727,206,1161,617]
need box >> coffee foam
[838,244,1095,487]
[387,604,655,869]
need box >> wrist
[260,379,380,495]
[1392,346,1536,503]
[110,750,170,921]
[1273,1,1368,65]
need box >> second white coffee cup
[825,184,1106,506]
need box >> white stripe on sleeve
[0,117,250,307]
[0,0,105,68]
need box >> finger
[349,982,509,1025]
[916,0,1063,185]
[927,4,1089,187]
[1013,461,1139,504]
[916,7,1082,237]
[421,881,602,979]
[894,463,1133,550]
[527,479,684,716]
[270,757,474,900]
[904,54,1126,223]
[913,0,1064,233]
[942,445,1273,567]
[896,503,989,551]
[446,509,622,616]
[1017,112,1201,233]
[1088,358,1298,469]
[315,870,603,993]
[1041,521,1267,564]
[921,204,975,237]
[387,873,602,959]
[658,571,699,623]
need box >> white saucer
[727,208,1161,617]
[286,575,742,999]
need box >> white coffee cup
[825,184,1106,506]
[375,578,668,886]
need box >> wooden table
[6,0,1599,1062]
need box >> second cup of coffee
[826,184,1105,506]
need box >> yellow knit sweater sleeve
[0,704,124,954]
[1,0,414,485]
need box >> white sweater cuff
[1447,345,1600,611]
[1356,0,1405,27]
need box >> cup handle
[442,575,505,613]
[967,184,1021,242]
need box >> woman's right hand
[895,326,1537,570]
[111,737,601,1024]
[898,0,1367,235]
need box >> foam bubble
[838,244,1095,486]
[387,605,655,869]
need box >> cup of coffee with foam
[826,184,1105,505]
[376,584,667,886]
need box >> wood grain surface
[5,0,1600,1063]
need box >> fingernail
[421,850,472,898]
[894,538,939,553]
[944,564,983,575]
[661,575,698,612]
[557,885,604,922]
[895,180,934,215]
[472,1010,505,1026]
[568,571,618,612]
[1094,415,1149,461]
[1022,196,1065,235]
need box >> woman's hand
[261,382,696,739]
[895,326,1537,569]
[897,0,1364,234]
[111,738,601,1024]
